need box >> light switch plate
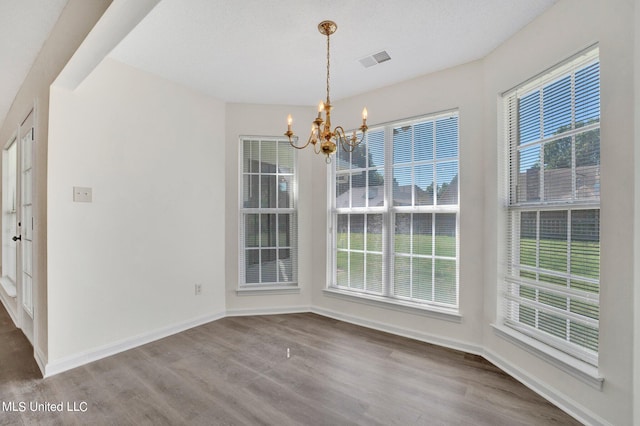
[73,187,92,203]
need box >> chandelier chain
[326,32,331,104]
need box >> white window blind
[332,111,459,310]
[503,47,600,365]
[239,138,297,287]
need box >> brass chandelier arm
[334,126,365,152]
[334,126,348,147]
[288,137,312,150]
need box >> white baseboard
[44,311,225,377]
[310,305,483,357]
[34,345,47,377]
[0,287,19,327]
[226,305,311,317]
[482,348,610,426]
[0,277,17,298]
[45,307,309,377]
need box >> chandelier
[285,20,368,163]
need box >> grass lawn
[517,237,600,351]
[519,238,599,291]
[336,233,457,305]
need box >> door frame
[0,105,38,348]
[1,132,19,326]
[18,108,36,345]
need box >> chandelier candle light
[285,20,368,163]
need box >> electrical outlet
[73,186,92,203]
[195,284,202,295]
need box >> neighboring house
[519,165,599,202]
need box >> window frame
[501,47,601,368]
[238,136,298,290]
[328,110,460,314]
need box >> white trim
[311,305,475,354]
[502,44,599,97]
[44,310,225,377]
[238,136,299,288]
[1,132,19,327]
[0,286,19,326]
[483,347,609,426]
[225,305,311,317]
[368,107,461,130]
[31,99,42,379]
[53,0,162,90]
[503,50,601,370]
[0,277,17,298]
[34,345,47,377]
[323,287,462,323]
[491,323,603,389]
[236,286,301,296]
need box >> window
[503,48,600,366]
[240,137,297,287]
[331,111,459,311]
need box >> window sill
[491,323,603,390]
[323,287,462,323]
[236,285,300,296]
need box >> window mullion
[258,212,262,284]
[432,122,437,207]
[567,209,572,287]
[571,71,577,200]
[539,89,545,203]
[431,212,436,302]
[275,213,280,278]
[565,209,572,341]
[383,125,393,297]
[363,214,368,292]
[347,213,351,289]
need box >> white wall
[47,58,226,363]
[224,103,315,313]
[634,0,640,421]
[0,0,112,369]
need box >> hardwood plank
[0,306,582,425]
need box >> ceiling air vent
[359,50,391,68]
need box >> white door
[1,110,35,344]
[19,110,35,344]
[1,137,18,300]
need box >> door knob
[12,235,21,241]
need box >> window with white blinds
[331,111,459,310]
[239,137,297,287]
[503,47,600,365]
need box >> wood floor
[0,305,581,425]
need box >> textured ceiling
[108,0,558,106]
[0,0,69,128]
[1,0,560,126]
